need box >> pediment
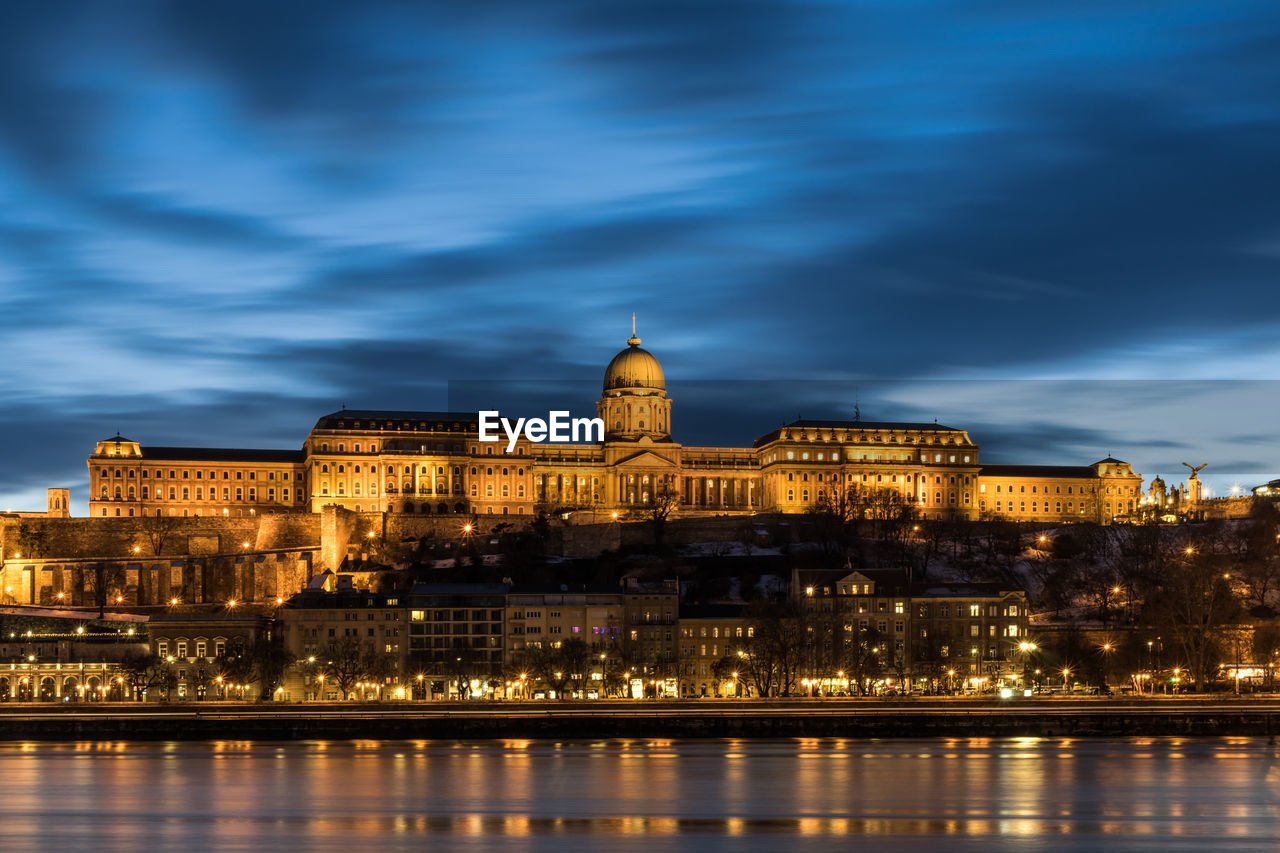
[613,449,679,469]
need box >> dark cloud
[85,193,305,251]
[2,1,1280,509]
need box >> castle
[86,326,1144,525]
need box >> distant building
[794,568,1030,692]
[276,589,406,700]
[978,457,1142,523]
[623,578,679,695]
[148,608,274,700]
[505,583,623,659]
[677,603,751,697]
[405,583,508,699]
[1253,479,1280,499]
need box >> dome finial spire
[627,312,641,346]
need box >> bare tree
[138,513,184,556]
[646,481,680,547]
[322,636,367,700]
[1152,546,1241,691]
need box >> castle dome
[603,320,665,393]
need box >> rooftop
[313,410,479,431]
[134,446,305,463]
[754,418,963,447]
[980,463,1097,479]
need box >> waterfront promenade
[3,697,1280,740]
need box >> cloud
[3,1,1280,510]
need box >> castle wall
[0,512,320,562]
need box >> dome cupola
[603,316,665,393]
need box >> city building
[677,603,751,697]
[148,608,275,700]
[795,568,1030,692]
[406,583,508,699]
[276,589,406,700]
[505,583,624,658]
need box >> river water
[1,737,1278,851]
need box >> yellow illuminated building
[86,326,1142,524]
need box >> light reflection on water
[0,737,1278,852]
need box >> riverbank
[3,698,1280,740]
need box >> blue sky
[2,0,1279,511]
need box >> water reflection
[0,738,1277,851]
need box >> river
[1,737,1277,851]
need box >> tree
[12,523,49,559]
[361,644,398,697]
[215,637,256,698]
[526,641,586,699]
[119,651,170,702]
[646,482,680,547]
[710,655,740,696]
[138,513,184,556]
[322,635,367,700]
[85,561,126,618]
[189,662,215,701]
[1152,546,1242,691]
[805,485,865,562]
[838,624,886,696]
[739,599,806,697]
[250,633,293,700]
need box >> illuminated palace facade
[87,328,1143,524]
